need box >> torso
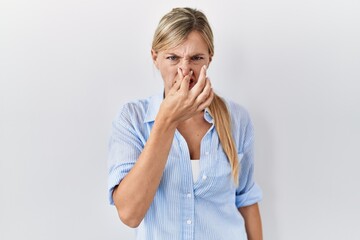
[177,112,212,159]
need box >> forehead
[164,31,209,55]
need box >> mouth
[189,77,196,89]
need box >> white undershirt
[190,159,200,182]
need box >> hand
[158,65,214,125]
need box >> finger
[169,68,184,93]
[198,65,207,82]
[190,65,207,97]
[197,87,214,111]
[195,77,212,104]
[170,67,185,92]
[177,67,184,82]
[172,76,182,91]
[179,74,190,93]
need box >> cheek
[160,66,178,83]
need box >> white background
[1,0,359,239]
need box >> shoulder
[221,97,255,152]
[221,97,252,125]
[113,93,163,126]
[118,98,150,115]
[113,96,152,125]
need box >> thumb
[179,70,191,93]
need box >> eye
[191,56,204,61]
[166,55,179,61]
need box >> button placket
[174,126,197,239]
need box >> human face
[151,31,212,96]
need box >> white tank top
[191,160,200,182]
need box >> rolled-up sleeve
[235,112,262,208]
[107,104,144,205]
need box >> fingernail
[190,70,193,76]
[203,65,207,70]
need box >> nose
[179,59,193,76]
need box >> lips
[189,78,196,89]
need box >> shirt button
[187,193,192,198]
[202,175,207,180]
[187,219,192,224]
[205,151,209,155]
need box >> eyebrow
[165,53,206,57]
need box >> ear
[151,49,159,69]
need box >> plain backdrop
[1,0,359,239]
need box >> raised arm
[111,67,213,227]
[112,111,177,227]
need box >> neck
[178,111,204,127]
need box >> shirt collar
[143,92,215,124]
[144,93,163,123]
[204,107,214,124]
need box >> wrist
[154,112,179,131]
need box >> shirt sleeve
[235,112,263,208]
[107,104,144,205]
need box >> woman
[108,7,263,240]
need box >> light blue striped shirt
[108,93,262,240]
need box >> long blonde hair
[152,7,239,186]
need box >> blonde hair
[152,7,239,185]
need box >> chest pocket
[194,148,237,203]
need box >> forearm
[113,115,177,227]
[238,203,263,240]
